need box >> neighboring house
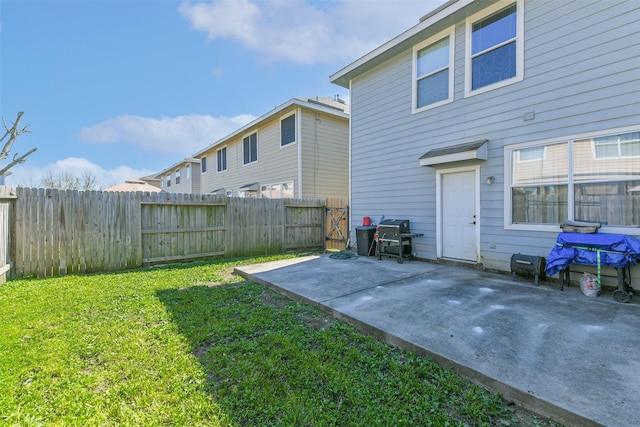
[155,158,202,194]
[160,96,349,199]
[139,174,162,190]
[104,179,165,193]
[330,0,640,287]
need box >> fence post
[0,186,16,284]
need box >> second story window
[413,28,454,112]
[281,114,296,146]
[201,156,207,173]
[466,0,522,96]
[166,174,171,188]
[243,132,258,165]
[186,164,191,179]
[175,169,181,185]
[217,147,227,172]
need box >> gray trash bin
[356,226,376,256]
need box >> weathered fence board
[6,188,348,279]
[226,197,285,257]
[0,186,15,284]
[285,199,325,250]
[140,194,226,264]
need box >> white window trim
[175,168,181,185]
[242,131,259,166]
[280,112,297,148]
[504,124,640,236]
[185,164,191,180]
[412,26,455,114]
[464,0,524,98]
[217,146,228,173]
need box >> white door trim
[435,165,481,261]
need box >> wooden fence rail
[1,186,347,280]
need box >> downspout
[348,81,353,246]
[297,107,303,198]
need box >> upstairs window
[466,0,522,96]
[217,147,227,172]
[243,132,258,165]
[175,169,181,185]
[185,164,191,179]
[413,28,454,112]
[166,174,171,188]
[201,156,207,173]
[281,114,296,146]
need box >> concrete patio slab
[235,254,640,427]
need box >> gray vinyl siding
[349,0,640,287]
[300,110,349,198]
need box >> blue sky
[1,0,445,188]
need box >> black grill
[377,219,414,262]
[378,219,410,240]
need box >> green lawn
[0,255,553,426]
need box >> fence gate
[325,197,349,250]
[0,186,15,284]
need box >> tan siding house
[160,97,349,199]
[300,110,350,198]
[154,158,201,194]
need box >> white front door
[441,170,478,262]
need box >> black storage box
[356,226,376,256]
[511,254,546,285]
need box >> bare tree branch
[0,147,38,176]
[1,112,32,161]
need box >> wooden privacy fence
[4,186,348,279]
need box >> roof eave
[330,0,472,88]
[154,157,201,177]
[193,98,349,158]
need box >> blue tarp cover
[545,232,640,276]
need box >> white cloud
[76,113,256,157]
[178,0,447,65]
[5,157,157,190]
